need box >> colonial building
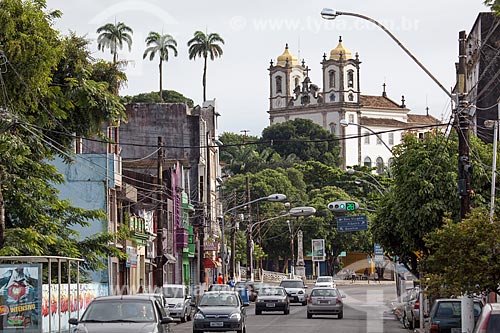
[268,38,441,172]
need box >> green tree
[121,90,194,107]
[484,0,500,13]
[0,0,126,270]
[260,118,341,166]
[423,209,500,298]
[143,32,178,101]
[96,21,133,64]
[187,31,225,102]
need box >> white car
[162,284,193,323]
[314,276,336,288]
[279,279,308,305]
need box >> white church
[267,37,441,172]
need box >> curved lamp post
[347,168,387,192]
[320,8,452,99]
[222,194,287,281]
[340,119,393,154]
[287,206,316,278]
[354,178,386,195]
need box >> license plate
[451,329,460,333]
[266,303,276,307]
[210,322,224,327]
[319,300,330,304]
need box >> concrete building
[268,38,442,172]
[466,12,500,144]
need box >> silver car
[306,287,345,319]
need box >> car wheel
[255,309,261,315]
[338,310,343,319]
[307,312,312,319]
[284,307,290,315]
[301,301,307,306]
[193,329,203,333]
[236,325,246,333]
[180,311,187,323]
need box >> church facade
[267,37,441,172]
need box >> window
[329,70,336,88]
[329,123,336,134]
[376,157,384,174]
[388,133,394,145]
[348,114,354,123]
[364,157,372,167]
[294,77,300,88]
[347,70,354,88]
[376,135,382,145]
[275,76,282,94]
[329,93,336,102]
[348,93,354,101]
[418,132,424,140]
[364,132,370,144]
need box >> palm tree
[143,32,178,102]
[187,31,225,102]
[96,22,133,64]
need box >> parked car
[315,276,336,288]
[279,279,308,306]
[68,294,173,333]
[473,303,500,333]
[426,298,482,333]
[306,287,345,319]
[255,286,290,315]
[192,291,249,333]
[162,284,193,323]
[403,287,420,329]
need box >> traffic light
[327,200,359,212]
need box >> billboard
[0,264,42,332]
[311,239,325,262]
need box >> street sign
[374,243,384,262]
[336,215,368,232]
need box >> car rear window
[487,314,500,332]
[280,281,304,288]
[311,289,338,297]
[316,277,332,283]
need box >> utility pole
[155,137,164,288]
[230,190,236,280]
[245,176,252,281]
[456,30,471,220]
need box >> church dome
[329,36,352,60]
[276,44,298,67]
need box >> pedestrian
[351,271,356,283]
[227,276,235,288]
[364,268,370,284]
[217,273,224,284]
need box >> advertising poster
[312,239,325,261]
[0,264,42,333]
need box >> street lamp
[222,194,287,281]
[347,168,387,193]
[354,178,385,195]
[320,8,452,99]
[340,119,393,154]
[287,206,316,278]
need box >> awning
[204,257,221,269]
[159,253,177,266]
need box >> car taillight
[430,323,439,333]
[307,297,311,303]
[337,297,342,303]
[414,300,419,310]
[477,312,491,333]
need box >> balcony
[176,228,188,249]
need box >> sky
[46,0,490,136]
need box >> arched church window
[347,70,354,88]
[329,70,336,88]
[376,157,384,174]
[294,77,300,88]
[348,114,354,123]
[348,93,354,101]
[364,157,372,168]
[330,93,336,102]
[276,76,282,94]
[329,122,336,134]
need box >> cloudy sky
[46,0,489,136]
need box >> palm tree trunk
[203,56,207,102]
[159,60,163,102]
[0,186,5,248]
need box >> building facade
[268,38,441,171]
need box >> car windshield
[81,300,155,322]
[199,294,238,307]
[164,286,184,298]
[310,289,338,297]
[280,281,304,288]
[487,314,500,331]
[316,277,332,283]
[259,288,285,296]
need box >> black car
[255,286,290,315]
[68,294,173,333]
[427,298,482,333]
[192,291,249,333]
